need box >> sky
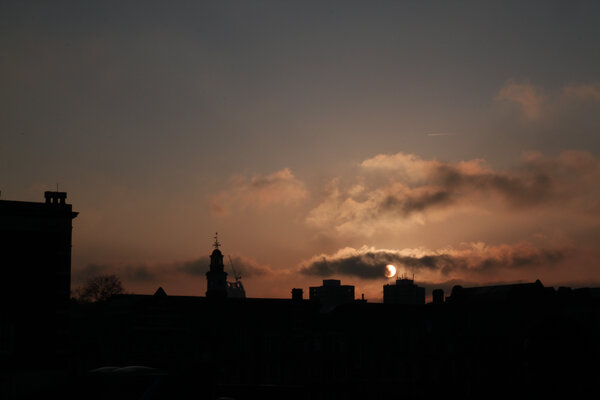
[2,1,600,301]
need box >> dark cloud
[378,162,557,217]
[177,259,206,276]
[300,244,570,280]
[228,256,271,278]
[300,251,453,279]
[74,254,273,288]
[121,265,156,282]
[380,190,453,215]
[73,263,158,284]
[76,263,110,278]
[432,164,555,208]
[177,255,272,278]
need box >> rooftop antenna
[56,183,59,192]
[213,232,221,250]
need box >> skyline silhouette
[1,191,598,399]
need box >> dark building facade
[0,192,78,358]
[446,280,550,304]
[0,192,78,398]
[67,282,600,400]
[309,279,355,307]
[383,276,425,305]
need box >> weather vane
[213,232,221,250]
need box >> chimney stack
[44,191,67,205]
[432,289,444,304]
[291,288,303,301]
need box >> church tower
[206,232,228,298]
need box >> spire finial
[213,232,221,250]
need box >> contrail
[427,132,455,136]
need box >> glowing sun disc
[385,264,397,278]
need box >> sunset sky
[2,1,600,301]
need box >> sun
[385,264,396,278]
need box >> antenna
[213,232,221,250]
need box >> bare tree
[75,274,124,302]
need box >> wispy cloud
[495,80,546,120]
[495,80,600,121]
[73,254,277,293]
[73,263,159,284]
[210,168,307,216]
[562,83,600,102]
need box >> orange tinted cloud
[495,80,600,121]
[562,83,600,101]
[210,168,307,216]
[307,151,600,235]
[496,80,545,120]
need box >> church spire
[213,232,221,250]
[206,233,227,298]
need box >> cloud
[379,187,454,215]
[227,255,273,277]
[562,83,600,102]
[74,254,276,287]
[495,80,600,121]
[177,255,273,278]
[74,263,159,284]
[361,152,435,172]
[307,151,600,234]
[210,168,307,215]
[177,259,206,276]
[299,242,571,280]
[495,80,545,120]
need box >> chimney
[432,289,444,304]
[44,191,67,205]
[291,288,303,301]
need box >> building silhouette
[446,280,550,304]
[2,192,600,399]
[291,288,303,301]
[0,192,78,360]
[432,288,444,304]
[205,233,228,298]
[1,192,78,398]
[383,274,425,305]
[66,278,600,400]
[309,279,355,307]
